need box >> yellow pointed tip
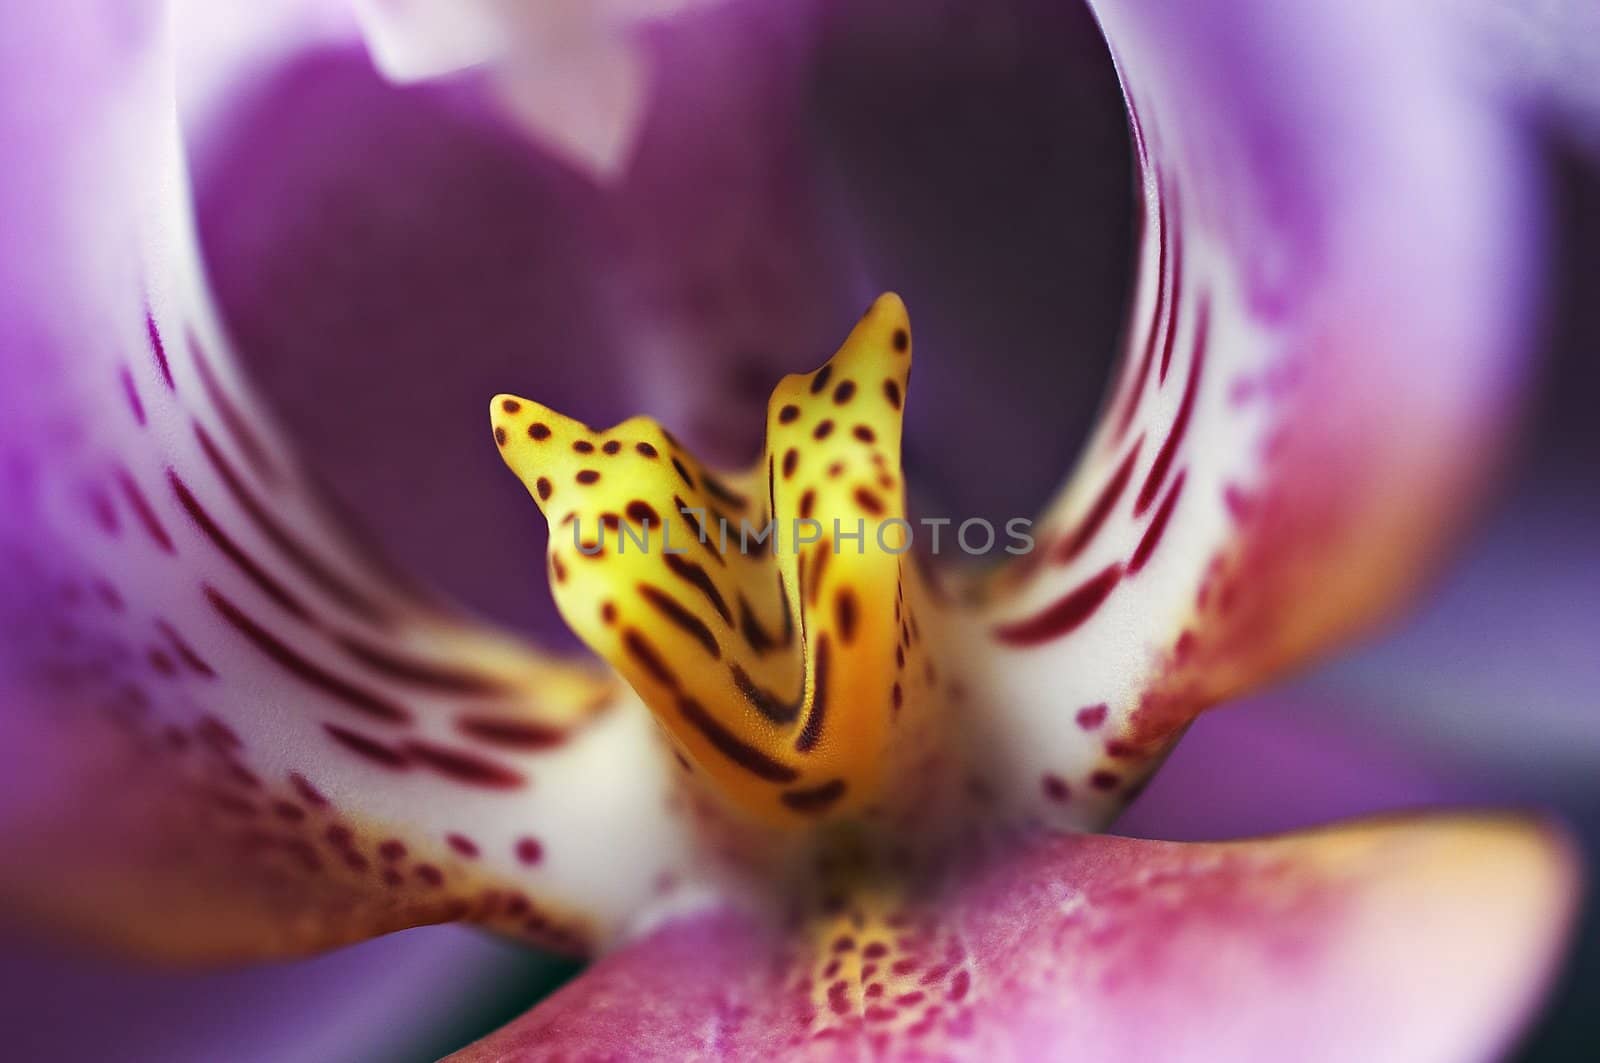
[489,301,934,828]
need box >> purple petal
[0,0,693,960]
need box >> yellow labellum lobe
[493,295,938,825]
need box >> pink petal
[962,0,1543,828]
[451,814,1579,1062]
[0,0,693,960]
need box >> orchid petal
[450,813,1578,1062]
[0,1,694,960]
[956,0,1542,828]
[350,0,727,179]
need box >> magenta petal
[451,814,1579,1062]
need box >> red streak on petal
[324,723,410,768]
[190,332,282,487]
[993,563,1124,647]
[195,424,393,628]
[404,740,525,789]
[1136,297,1209,515]
[206,586,410,723]
[456,714,569,750]
[1052,435,1144,565]
[1129,470,1187,575]
[146,311,174,391]
[115,468,175,554]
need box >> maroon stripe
[1157,225,1186,383]
[663,553,732,624]
[795,635,831,752]
[1052,435,1144,565]
[1136,297,1209,515]
[155,619,215,678]
[195,424,392,627]
[780,778,847,814]
[676,696,798,783]
[189,333,282,487]
[623,628,679,689]
[119,365,147,426]
[403,740,524,789]
[336,635,506,695]
[146,311,174,391]
[456,715,569,750]
[1113,187,1169,441]
[171,471,311,621]
[1129,470,1186,575]
[206,585,410,722]
[993,563,1124,647]
[638,584,720,659]
[324,723,410,768]
[115,468,175,554]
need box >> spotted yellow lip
[492,293,940,826]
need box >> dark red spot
[536,477,552,501]
[515,837,544,865]
[833,380,856,405]
[603,440,622,455]
[778,404,800,424]
[173,472,309,620]
[813,420,834,441]
[883,379,902,409]
[415,863,444,887]
[853,488,884,516]
[1091,771,1120,792]
[834,588,859,644]
[501,399,521,413]
[811,365,833,395]
[782,448,799,479]
[635,441,658,457]
[379,839,408,861]
[671,456,696,490]
[1076,704,1108,730]
[494,427,508,447]
[529,422,551,440]
[447,833,480,858]
[572,440,594,455]
[853,425,876,444]
[993,563,1124,647]
[892,329,909,353]
[1042,774,1071,802]
[576,469,600,485]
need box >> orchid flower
[0,1,1587,1060]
